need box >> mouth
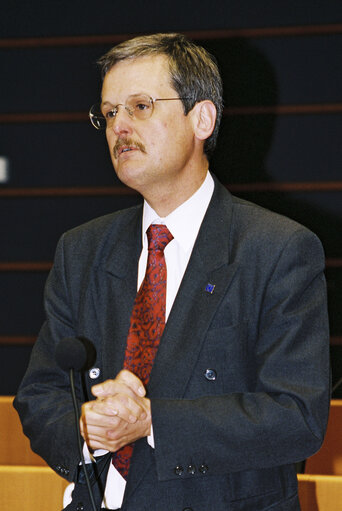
[118,146,137,156]
[114,140,146,159]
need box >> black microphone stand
[69,367,98,511]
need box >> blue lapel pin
[205,283,216,294]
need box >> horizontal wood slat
[224,104,342,115]
[0,262,52,272]
[228,182,342,192]
[304,400,342,476]
[1,103,342,124]
[0,24,341,49]
[0,112,87,123]
[0,466,67,511]
[326,258,342,268]
[0,181,341,198]
[0,336,37,345]
[0,186,138,197]
[298,474,342,511]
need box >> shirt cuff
[82,442,109,463]
[147,423,155,449]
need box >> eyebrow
[101,93,153,107]
[101,100,115,109]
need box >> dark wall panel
[0,124,115,187]
[0,273,46,334]
[326,268,342,336]
[265,114,342,182]
[1,1,340,38]
[2,35,341,114]
[0,195,142,260]
[0,46,107,113]
[0,345,33,395]
[204,35,342,107]
[213,114,342,185]
[251,35,342,104]
[0,3,341,395]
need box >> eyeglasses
[89,94,189,130]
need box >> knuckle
[107,428,120,441]
[102,379,116,391]
[109,416,120,427]
[118,394,129,406]
[116,369,127,380]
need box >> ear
[191,100,217,142]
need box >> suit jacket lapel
[97,208,143,382]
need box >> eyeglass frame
[89,95,191,130]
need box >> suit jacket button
[89,367,100,379]
[55,464,62,473]
[204,368,217,381]
[174,465,184,476]
[199,463,209,474]
[76,503,84,511]
[187,464,196,474]
[183,508,193,511]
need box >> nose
[111,105,134,137]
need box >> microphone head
[55,337,96,372]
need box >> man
[14,33,330,510]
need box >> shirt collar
[142,171,214,253]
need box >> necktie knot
[147,224,173,252]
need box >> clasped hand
[80,370,151,452]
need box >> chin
[114,165,149,192]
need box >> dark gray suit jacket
[14,179,330,511]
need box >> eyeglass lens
[90,95,154,129]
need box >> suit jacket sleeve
[151,226,330,481]
[14,233,82,482]
[13,207,142,485]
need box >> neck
[144,159,209,217]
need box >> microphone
[55,337,98,511]
[55,336,96,372]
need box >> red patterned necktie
[112,224,173,479]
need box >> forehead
[101,55,174,101]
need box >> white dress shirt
[64,171,214,509]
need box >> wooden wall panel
[0,396,46,465]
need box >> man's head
[97,33,223,157]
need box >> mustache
[113,138,146,159]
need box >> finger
[91,394,147,423]
[91,377,142,399]
[83,431,121,452]
[115,370,146,397]
[82,397,146,430]
[91,378,120,398]
[82,402,122,427]
[91,372,145,399]
[85,409,152,452]
[83,421,129,452]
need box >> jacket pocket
[184,322,252,397]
